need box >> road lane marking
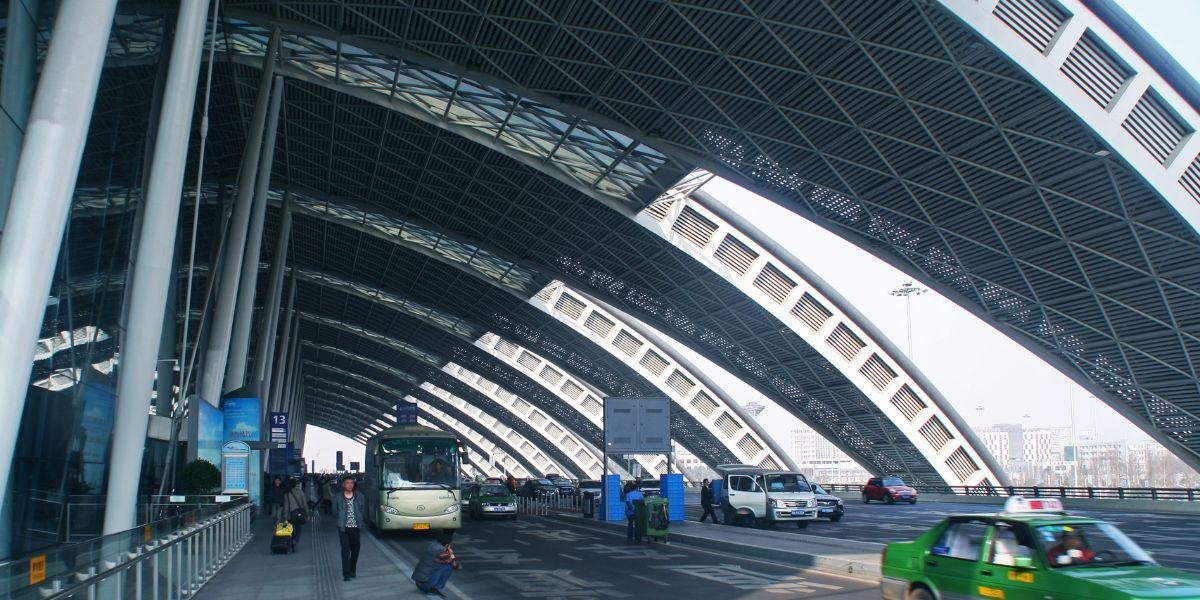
[513,539,531,546]
[559,553,583,561]
[631,574,669,587]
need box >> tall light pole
[890,282,928,359]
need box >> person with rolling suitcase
[277,478,309,547]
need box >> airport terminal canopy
[45,0,1200,481]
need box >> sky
[304,1,1200,472]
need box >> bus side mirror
[1013,556,1034,569]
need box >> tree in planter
[179,459,221,494]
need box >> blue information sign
[269,412,288,444]
[396,401,419,425]
[224,455,248,492]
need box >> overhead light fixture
[1093,149,1110,157]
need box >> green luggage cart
[645,497,669,543]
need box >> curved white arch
[442,362,604,478]
[943,0,1200,232]
[416,388,562,478]
[637,174,1004,487]
[531,281,795,472]
[473,333,670,478]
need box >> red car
[862,476,917,504]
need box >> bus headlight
[444,504,460,514]
[381,506,400,515]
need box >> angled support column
[255,194,292,393]
[0,0,39,232]
[271,279,296,412]
[0,0,118,537]
[199,30,279,405]
[103,0,212,536]
[227,76,284,389]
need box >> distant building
[789,426,870,484]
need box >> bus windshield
[379,439,460,489]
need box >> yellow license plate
[413,523,431,531]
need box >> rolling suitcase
[271,520,295,554]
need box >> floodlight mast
[890,282,928,359]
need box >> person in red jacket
[1047,530,1095,566]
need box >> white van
[716,464,818,528]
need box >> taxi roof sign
[1002,495,1065,514]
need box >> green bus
[363,425,466,532]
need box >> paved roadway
[379,515,879,599]
[680,496,1200,573]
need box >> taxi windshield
[1036,523,1155,568]
[479,485,509,496]
[763,473,808,492]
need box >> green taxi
[881,497,1200,600]
[465,483,518,520]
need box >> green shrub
[179,460,221,494]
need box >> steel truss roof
[202,0,1200,469]
[33,0,1200,480]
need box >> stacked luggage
[271,520,295,554]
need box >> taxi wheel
[909,499,917,505]
[829,514,842,522]
[861,494,869,504]
[886,495,895,504]
[906,586,934,600]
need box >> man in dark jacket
[332,476,367,581]
[698,479,717,523]
[412,531,461,596]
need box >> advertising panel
[79,380,116,492]
[222,396,261,443]
[197,401,224,467]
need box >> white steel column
[0,0,117,524]
[0,0,39,232]
[103,0,212,536]
[226,76,284,390]
[254,195,292,388]
[199,31,279,405]
[270,290,297,412]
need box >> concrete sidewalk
[549,511,883,580]
[194,512,467,599]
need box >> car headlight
[767,499,778,508]
[444,504,460,514]
[381,505,400,515]
[507,502,517,508]
[808,499,816,508]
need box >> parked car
[863,476,917,504]
[465,483,517,520]
[881,496,1200,600]
[809,482,844,521]
[549,477,576,496]
[518,478,560,498]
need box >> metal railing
[22,493,249,544]
[516,494,581,516]
[0,501,253,599]
[823,484,1200,501]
